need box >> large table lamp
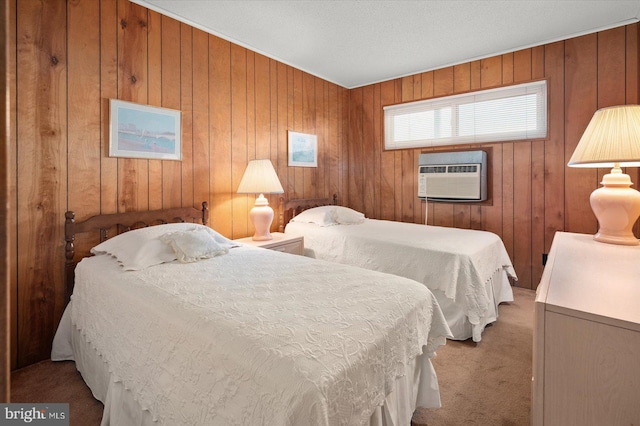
[237,159,284,241]
[568,105,640,245]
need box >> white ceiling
[132,0,640,89]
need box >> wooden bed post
[64,211,76,304]
[202,201,209,226]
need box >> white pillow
[90,223,236,270]
[334,206,365,224]
[160,227,228,263]
[290,206,337,226]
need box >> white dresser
[533,232,640,425]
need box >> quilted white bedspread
[71,246,451,426]
[285,219,516,338]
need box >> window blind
[384,80,547,149]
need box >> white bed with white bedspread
[284,206,516,342]
[52,219,451,426]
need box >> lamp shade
[237,159,284,195]
[568,105,640,168]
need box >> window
[384,80,547,149]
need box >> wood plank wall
[346,24,640,291]
[1,0,10,401]
[6,0,640,369]
[7,0,346,369]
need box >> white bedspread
[285,220,516,341]
[69,246,451,425]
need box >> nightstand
[234,232,304,256]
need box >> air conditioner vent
[425,165,478,174]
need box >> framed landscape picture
[288,131,317,167]
[109,99,181,160]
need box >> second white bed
[285,210,516,342]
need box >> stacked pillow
[90,223,237,270]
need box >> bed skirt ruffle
[432,267,513,342]
[52,305,443,426]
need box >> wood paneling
[209,35,232,237]
[230,44,249,238]
[1,0,10,402]
[147,10,162,211]
[117,0,149,213]
[68,0,101,259]
[100,0,118,216]
[363,84,375,218]
[348,87,364,212]
[180,23,194,209]
[192,29,210,211]
[346,24,640,291]
[161,16,182,208]
[564,34,598,236]
[543,41,565,274]
[16,0,67,368]
[7,0,18,376]
[6,0,640,368]
[7,0,345,368]
[380,80,396,220]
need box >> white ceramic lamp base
[590,167,640,245]
[250,193,274,241]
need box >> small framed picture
[109,99,181,160]
[288,131,318,167]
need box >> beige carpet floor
[412,286,534,426]
[11,287,535,426]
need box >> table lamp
[568,105,640,245]
[237,159,284,241]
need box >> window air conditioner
[418,151,487,202]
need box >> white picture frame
[288,131,317,167]
[109,99,181,161]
